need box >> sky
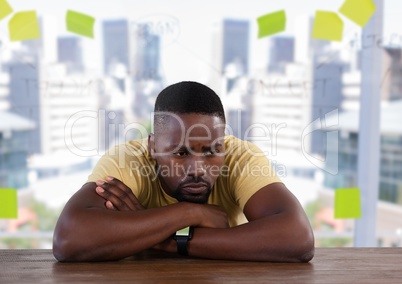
[1,0,401,83]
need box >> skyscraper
[222,19,250,75]
[57,36,83,73]
[381,47,402,101]
[102,19,130,76]
[133,23,161,81]
[7,61,41,154]
[310,61,345,157]
[209,19,250,93]
[268,36,295,74]
[130,22,163,120]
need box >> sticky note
[312,11,344,42]
[8,11,41,41]
[339,0,376,27]
[257,10,286,38]
[0,0,13,21]
[0,188,18,219]
[66,10,95,38]
[334,188,361,219]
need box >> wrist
[173,226,194,256]
[177,202,201,227]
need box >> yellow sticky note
[312,11,344,42]
[339,0,376,27]
[0,188,18,219]
[334,188,361,219]
[8,11,40,41]
[0,0,13,21]
[66,10,95,38]
[257,10,286,39]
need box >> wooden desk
[1,248,401,283]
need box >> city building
[7,60,100,155]
[381,47,402,101]
[0,71,10,111]
[219,64,320,181]
[310,60,345,157]
[7,61,41,154]
[39,64,100,155]
[57,36,83,74]
[219,77,253,141]
[341,46,402,112]
[131,22,163,120]
[221,19,250,76]
[323,100,402,205]
[0,111,35,188]
[268,36,295,74]
[133,23,161,81]
[210,19,250,93]
[102,19,131,76]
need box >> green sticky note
[8,11,41,41]
[66,10,95,38]
[334,188,361,219]
[257,10,286,38]
[339,0,376,27]
[0,0,13,21]
[312,11,344,42]
[0,188,18,219]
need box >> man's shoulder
[100,138,152,166]
[112,138,149,156]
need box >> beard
[173,176,213,204]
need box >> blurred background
[0,0,401,249]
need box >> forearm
[164,212,314,262]
[53,202,194,262]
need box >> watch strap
[174,226,193,256]
[176,236,189,256]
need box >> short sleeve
[86,140,151,198]
[225,136,282,210]
[87,148,124,184]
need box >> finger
[96,184,133,211]
[105,200,116,210]
[95,186,121,210]
[105,177,145,210]
[95,180,134,211]
[96,179,144,211]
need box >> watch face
[176,227,190,236]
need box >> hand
[193,204,229,229]
[95,176,145,211]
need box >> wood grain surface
[1,248,401,283]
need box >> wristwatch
[173,226,194,256]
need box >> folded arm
[151,181,314,262]
[183,182,314,262]
[53,177,314,262]
[52,179,228,262]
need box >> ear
[148,134,156,159]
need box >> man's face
[150,113,225,204]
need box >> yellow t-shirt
[87,135,282,226]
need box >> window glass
[1,0,401,249]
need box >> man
[53,81,314,262]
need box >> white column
[354,0,383,247]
